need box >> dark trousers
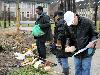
[36,39,46,60]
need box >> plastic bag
[32,24,45,37]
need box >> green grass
[97,21,100,25]
[8,65,51,75]
[21,24,34,27]
[21,23,55,27]
[96,21,100,32]
[0,21,15,28]
[0,20,99,32]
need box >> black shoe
[63,68,69,75]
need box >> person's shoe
[63,68,69,75]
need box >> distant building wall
[0,1,49,21]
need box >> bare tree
[4,3,7,28]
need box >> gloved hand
[50,43,56,50]
[49,43,57,55]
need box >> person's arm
[89,22,98,41]
[86,20,98,48]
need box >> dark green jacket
[53,18,73,58]
[34,13,53,42]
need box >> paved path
[19,27,33,31]
[91,49,100,75]
[47,48,100,75]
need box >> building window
[10,3,15,7]
[45,4,48,8]
[21,2,25,8]
[27,14,29,17]
[27,12,29,17]
[22,12,24,17]
[43,3,48,8]
[27,3,32,8]
[43,3,45,8]
[10,12,15,17]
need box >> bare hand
[86,42,95,48]
[65,46,76,52]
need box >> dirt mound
[0,28,34,74]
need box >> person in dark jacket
[35,6,52,61]
[52,11,73,75]
[64,11,98,75]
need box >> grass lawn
[96,21,100,32]
[21,24,34,27]
[0,20,99,32]
[0,21,15,28]
[8,65,51,75]
[97,21,100,26]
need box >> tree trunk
[4,4,6,28]
[73,0,76,13]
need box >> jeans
[74,57,92,75]
[58,58,69,69]
[36,39,46,59]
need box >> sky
[75,0,84,2]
